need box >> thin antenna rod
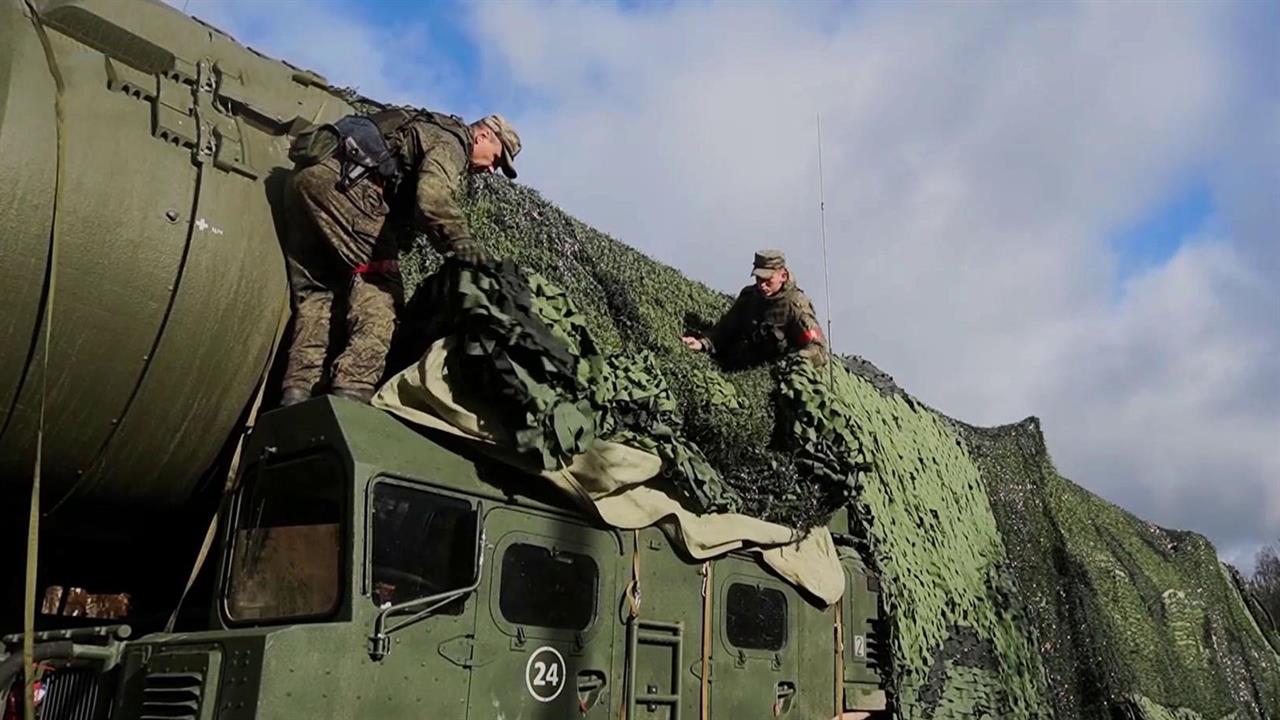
[816,113,835,384]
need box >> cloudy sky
[175,0,1277,571]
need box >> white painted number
[853,635,866,658]
[525,646,567,703]
[532,660,560,687]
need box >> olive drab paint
[27,397,888,719]
[241,398,888,719]
[0,0,353,513]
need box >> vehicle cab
[6,397,888,719]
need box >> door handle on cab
[773,681,797,715]
[576,669,607,712]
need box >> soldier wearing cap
[281,109,523,406]
[681,250,829,369]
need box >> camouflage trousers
[282,156,403,396]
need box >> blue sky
[353,0,480,104]
[181,0,1279,571]
[1110,178,1214,287]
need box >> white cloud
[469,1,1279,564]
[1042,240,1279,561]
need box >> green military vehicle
[0,0,888,717]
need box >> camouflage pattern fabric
[1121,694,1242,720]
[700,280,829,369]
[964,420,1280,720]
[282,156,401,394]
[408,258,741,513]
[386,113,481,260]
[391,173,1280,719]
[283,112,476,395]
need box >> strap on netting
[834,598,846,716]
[619,530,642,720]
[700,561,713,720]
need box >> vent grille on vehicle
[40,668,109,720]
[140,671,204,720]
[864,617,890,672]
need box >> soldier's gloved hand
[450,244,487,266]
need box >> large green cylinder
[0,0,352,513]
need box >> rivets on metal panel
[164,209,180,223]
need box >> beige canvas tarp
[372,338,845,605]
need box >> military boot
[333,386,374,404]
[280,387,311,407]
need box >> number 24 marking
[533,660,560,687]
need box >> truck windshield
[226,453,344,622]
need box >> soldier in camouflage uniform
[281,111,522,405]
[681,250,829,369]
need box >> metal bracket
[153,73,196,149]
[437,635,474,668]
[439,636,494,669]
[193,59,215,161]
[367,633,391,662]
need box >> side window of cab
[497,542,598,630]
[368,480,479,613]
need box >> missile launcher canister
[0,0,353,514]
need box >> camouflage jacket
[384,113,476,257]
[702,279,829,368]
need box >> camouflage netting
[391,174,1279,718]
[397,179,863,528]
[963,420,1280,719]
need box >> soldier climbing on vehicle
[681,249,829,369]
[279,108,523,406]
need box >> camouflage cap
[480,114,522,179]
[751,249,786,278]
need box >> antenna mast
[816,114,835,384]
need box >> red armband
[353,260,399,275]
[798,326,823,345]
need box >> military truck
[0,0,889,717]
